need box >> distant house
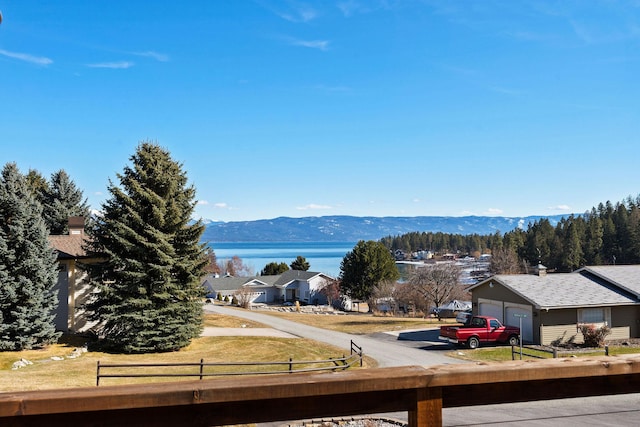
[202,270,335,305]
[469,265,640,345]
[48,217,101,333]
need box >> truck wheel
[467,336,480,349]
[508,335,519,346]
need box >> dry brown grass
[260,310,457,334]
[203,313,266,328]
[0,313,374,392]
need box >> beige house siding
[69,264,100,333]
[52,258,100,333]
[540,324,581,345]
[541,324,630,345]
[609,326,631,341]
[611,305,639,338]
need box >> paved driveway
[204,304,463,367]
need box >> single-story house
[469,264,640,345]
[48,216,101,333]
[202,270,335,305]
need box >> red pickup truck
[439,315,520,349]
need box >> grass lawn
[0,314,373,392]
[260,310,457,334]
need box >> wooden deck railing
[2,354,640,427]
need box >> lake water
[208,242,357,278]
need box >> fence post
[553,348,558,358]
[605,345,609,356]
[96,361,101,386]
[289,357,293,374]
[200,358,204,380]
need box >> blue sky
[1,1,638,222]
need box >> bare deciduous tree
[370,281,396,314]
[220,256,253,277]
[319,278,340,307]
[407,263,464,315]
[234,286,254,309]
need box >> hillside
[201,214,569,242]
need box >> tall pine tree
[0,163,61,350]
[42,169,91,234]
[86,143,207,353]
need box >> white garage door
[505,304,533,343]
[478,299,503,323]
[251,291,267,303]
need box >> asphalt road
[204,304,462,367]
[204,304,640,426]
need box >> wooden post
[409,386,442,427]
[199,359,204,380]
[96,361,100,387]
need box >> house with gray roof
[469,265,640,345]
[202,270,335,305]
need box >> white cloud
[549,204,571,211]
[86,61,134,69]
[132,51,169,62]
[197,200,209,206]
[290,39,330,51]
[214,202,229,209]
[486,208,504,215]
[296,203,332,211]
[337,1,393,17]
[0,49,53,65]
[259,1,318,23]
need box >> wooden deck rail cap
[0,365,431,418]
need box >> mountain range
[200,214,570,242]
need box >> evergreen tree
[261,261,289,275]
[290,255,310,271]
[86,143,207,353]
[42,169,91,234]
[0,163,61,350]
[339,240,399,301]
[25,169,49,201]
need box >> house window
[578,307,611,326]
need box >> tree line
[380,196,640,273]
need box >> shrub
[231,296,239,306]
[578,324,611,347]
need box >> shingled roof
[579,265,640,299]
[482,272,638,309]
[48,234,89,259]
[202,270,332,292]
